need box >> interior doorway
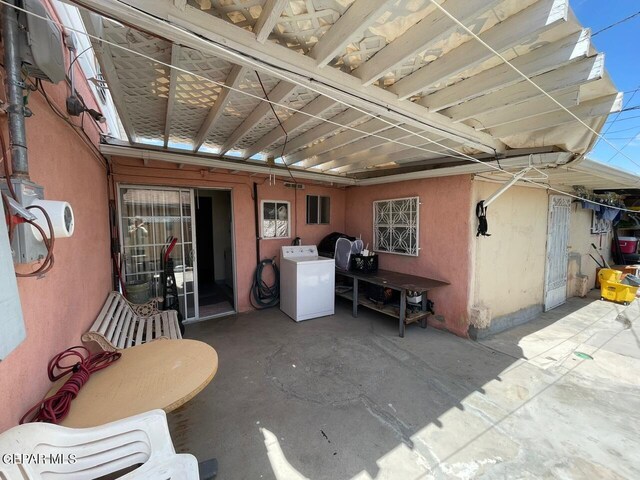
[194,189,235,318]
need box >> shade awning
[73,0,621,180]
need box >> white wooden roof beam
[310,0,392,67]
[79,11,136,143]
[219,80,296,154]
[72,0,503,154]
[289,118,394,167]
[253,0,288,43]
[488,92,623,137]
[353,0,502,86]
[193,65,246,151]
[243,96,336,159]
[270,108,368,157]
[422,29,591,112]
[391,0,570,100]
[334,138,458,173]
[470,87,580,130]
[311,126,425,171]
[444,53,605,123]
[101,144,357,184]
[163,44,181,147]
[345,155,465,175]
[356,152,574,185]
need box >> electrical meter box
[0,178,47,263]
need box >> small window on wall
[307,195,330,224]
[262,201,290,239]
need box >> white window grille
[373,196,420,256]
[261,200,290,239]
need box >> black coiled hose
[250,259,280,309]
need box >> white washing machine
[280,245,335,322]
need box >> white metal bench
[83,291,181,351]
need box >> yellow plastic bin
[598,268,622,284]
[598,269,638,305]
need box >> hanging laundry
[602,207,621,223]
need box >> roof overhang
[63,0,622,182]
[102,142,576,186]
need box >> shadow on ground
[168,292,640,479]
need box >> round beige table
[46,339,218,428]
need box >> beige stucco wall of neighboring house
[567,202,614,295]
[469,179,549,336]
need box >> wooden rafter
[312,126,426,171]
[289,118,394,167]
[193,64,246,151]
[390,0,570,100]
[269,108,367,157]
[242,96,336,159]
[310,0,391,67]
[79,11,136,143]
[468,88,581,130]
[163,44,181,147]
[353,0,502,86]
[422,29,591,112]
[219,80,296,154]
[488,93,623,138]
[71,0,504,154]
[253,0,288,43]
[445,54,604,123]
[333,138,455,173]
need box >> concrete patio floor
[169,293,640,479]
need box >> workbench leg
[420,293,428,329]
[399,289,406,337]
[353,278,358,318]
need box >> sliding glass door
[118,186,197,321]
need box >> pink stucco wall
[110,158,346,312]
[0,18,111,430]
[345,176,474,336]
[107,158,475,334]
[256,181,347,263]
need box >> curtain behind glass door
[119,187,196,320]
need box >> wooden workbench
[335,269,449,337]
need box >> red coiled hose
[20,346,121,424]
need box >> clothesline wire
[604,113,640,123]
[476,171,638,213]
[72,0,640,173]
[0,0,501,166]
[605,125,640,135]
[4,0,639,214]
[426,0,640,174]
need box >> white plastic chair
[0,410,198,479]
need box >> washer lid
[285,256,335,265]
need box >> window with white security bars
[373,197,420,256]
